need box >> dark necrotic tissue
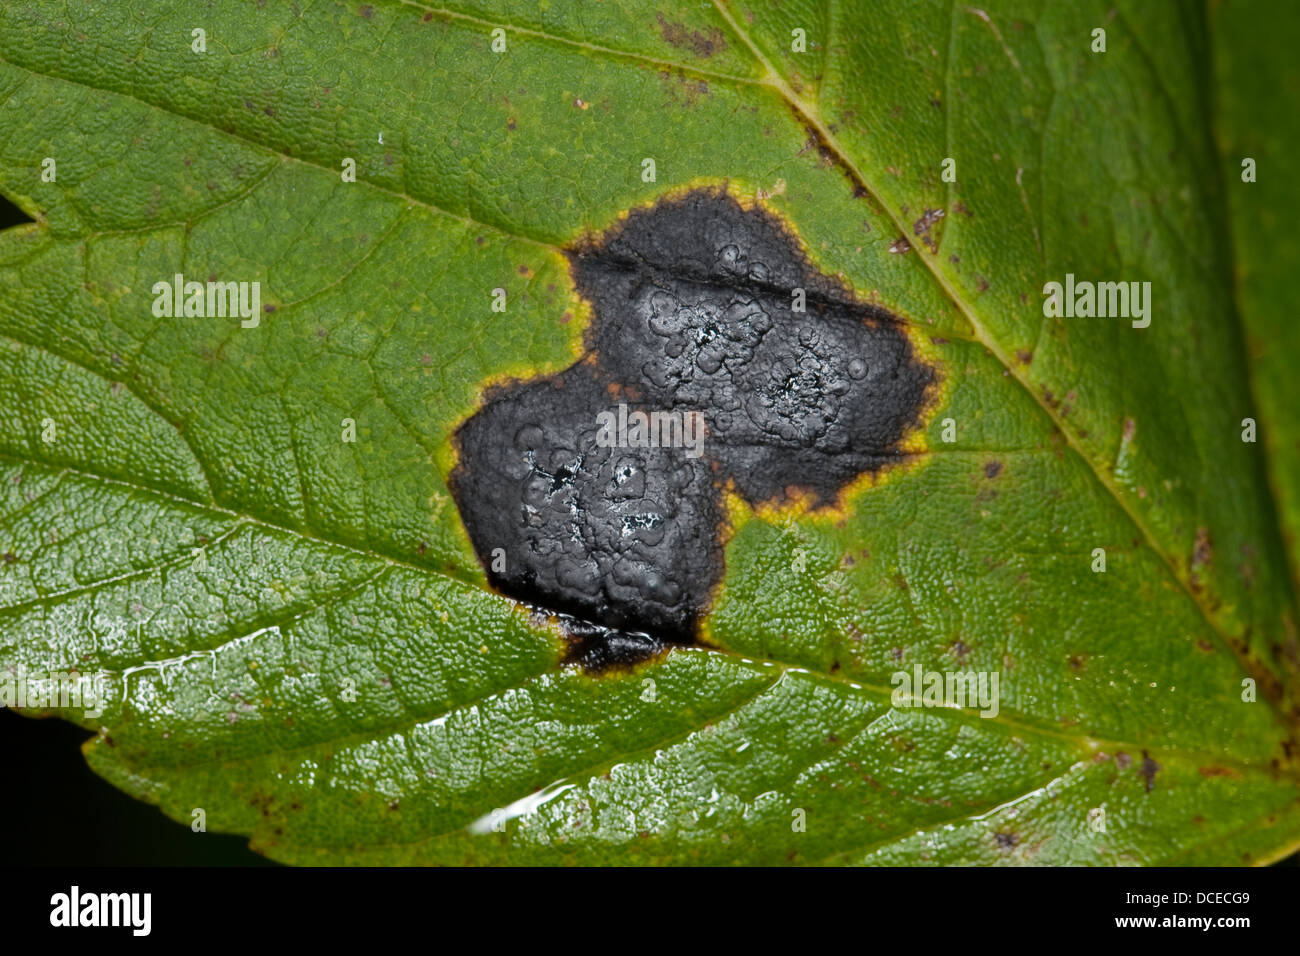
[450,189,935,666]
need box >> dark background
[0,194,1294,869]
[1,708,273,865]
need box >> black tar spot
[449,189,936,670]
[452,362,722,647]
[558,616,672,672]
[575,190,935,505]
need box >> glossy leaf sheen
[0,0,1297,865]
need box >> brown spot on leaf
[1139,751,1160,792]
[654,13,726,58]
[659,71,710,107]
[1198,766,1241,779]
[1193,526,1213,568]
[912,208,945,252]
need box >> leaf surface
[1,0,1297,865]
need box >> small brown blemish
[1198,766,1241,779]
[654,13,726,58]
[912,208,944,252]
[984,460,1002,479]
[658,71,711,108]
[1193,526,1213,568]
[994,832,1018,850]
[1139,751,1160,792]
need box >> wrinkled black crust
[450,189,936,669]
[452,363,723,647]
[556,616,671,672]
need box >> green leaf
[1211,0,1300,598]
[1,0,1297,865]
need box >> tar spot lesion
[452,361,723,650]
[449,188,938,670]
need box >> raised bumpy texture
[450,189,936,666]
